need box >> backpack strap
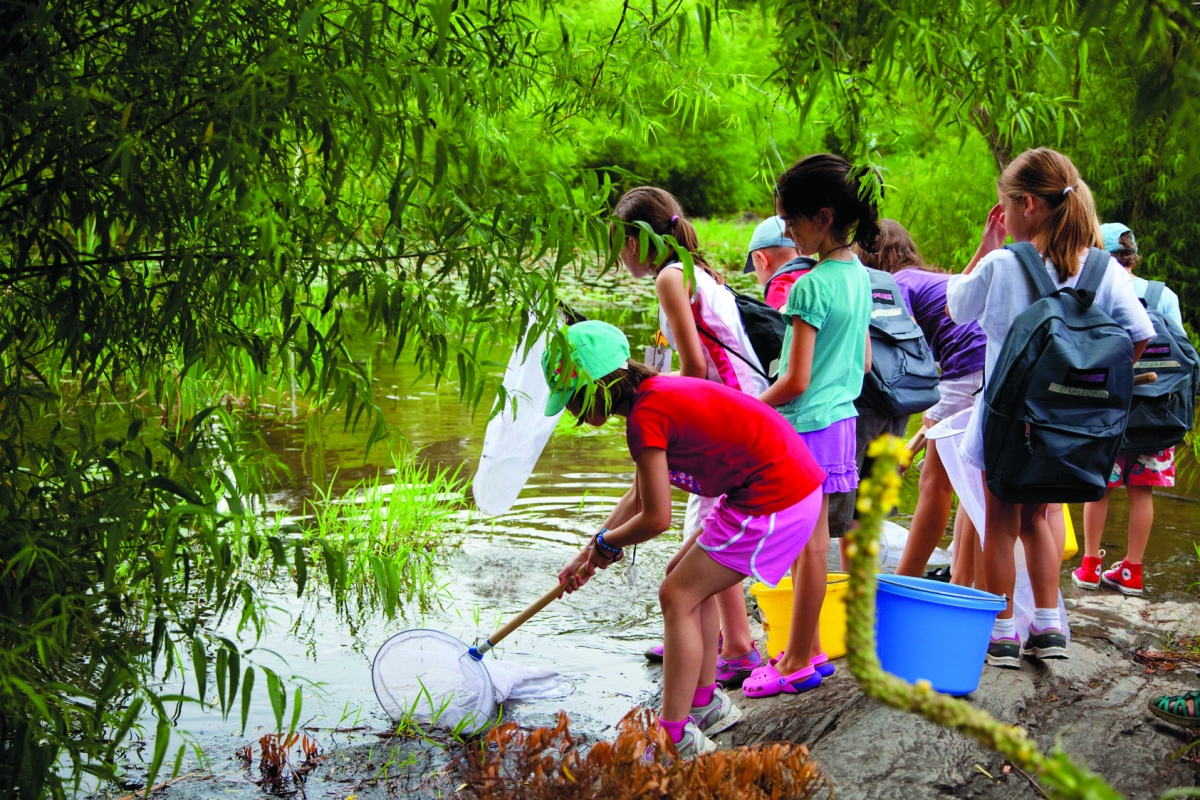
[1006,242,1057,299]
[1143,280,1165,311]
[763,256,816,298]
[693,323,770,380]
[1073,247,1110,307]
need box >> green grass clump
[302,455,464,616]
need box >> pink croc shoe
[741,663,822,698]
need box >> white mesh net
[372,629,497,735]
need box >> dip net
[372,629,497,735]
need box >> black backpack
[694,288,785,383]
[1123,281,1198,453]
[858,268,942,416]
[982,244,1134,504]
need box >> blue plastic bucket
[875,575,1006,696]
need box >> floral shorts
[1109,448,1175,488]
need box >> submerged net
[372,629,497,735]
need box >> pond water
[132,274,1200,797]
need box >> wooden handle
[1134,371,1157,386]
[479,563,591,652]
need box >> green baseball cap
[541,320,632,416]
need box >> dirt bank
[716,593,1200,799]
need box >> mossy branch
[844,435,1123,800]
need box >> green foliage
[4,0,1200,795]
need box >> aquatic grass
[299,454,465,616]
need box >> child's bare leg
[776,495,830,676]
[896,439,955,576]
[1018,503,1061,610]
[715,584,754,657]
[1047,503,1066,561]
[983,480,1020,619]
[666,529,754,657]
[1082,490,1112,559]
[949,512,975,587]
[659,548,744,722]
[1126,486,1154,563]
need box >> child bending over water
[549,321,825,758]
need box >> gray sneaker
[690,686,743,736]
[673,719,718,760]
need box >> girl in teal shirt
[744,153,875,698]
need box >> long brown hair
[855,219,942,274]
[612,187,725,285]
[997,148,1103,281]
[774,153,882,253]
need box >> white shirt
[658,263,771,397]
[1132,275,1184,330]
[946,248,1156,382]
[946,248,1156,471]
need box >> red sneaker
[1100,559,1144,596]
[1071,550,1105,590]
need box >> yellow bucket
[749,573,849,659]
[1062,504,1078,560]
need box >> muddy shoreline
[146,590,1198,800]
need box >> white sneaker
[673,719,718,760]
[689,686,743,736]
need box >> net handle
[470,563,589,658]
[474,471,641,659]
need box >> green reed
[299,455,465,616]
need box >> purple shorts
[697,487,823,587]
[798,417,859,495]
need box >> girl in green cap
[544,320,826,759]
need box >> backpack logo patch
[1144,344,1172,357]
[872,290,896,305]
[1064,368,1109,389]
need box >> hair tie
[1062,186,1075,196]
[670,215,679,223]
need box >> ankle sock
[1031,607,1060,631]
[691,683,716,708]
[992,617,1016,640]
[659,717,690,743]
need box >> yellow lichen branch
[846,435,1122,800]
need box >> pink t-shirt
[626,376,825,514]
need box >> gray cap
[744,216,797,273]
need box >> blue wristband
[595,530,623,561]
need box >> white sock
[1032,607,1060,631]
[991,617,1016,640]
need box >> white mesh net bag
[372,629,496,735]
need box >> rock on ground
[716,593,1200,800]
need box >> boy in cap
[744,216,816,310]
[1075,223,1184,597]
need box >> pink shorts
[1109,448,1175,488]
[696,487,823,587]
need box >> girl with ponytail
[612,186,771,689]
[946,147,1155,669]
[742,153,876,699]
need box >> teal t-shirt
[777,256,872,433]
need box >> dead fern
[235,732,325,795]
[459,708,832,800]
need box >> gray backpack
[1123,281,1198,453]
[858,268,941,416]
[982,244,1134,504]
